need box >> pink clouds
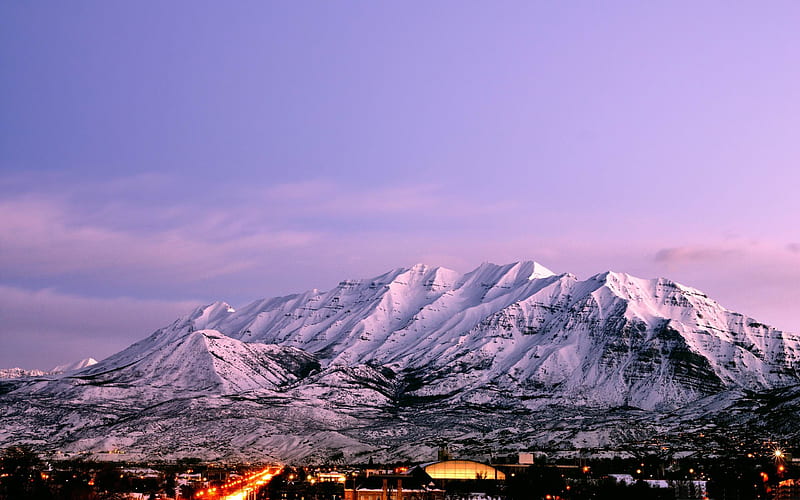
[654,246,743,264]
[0,176,526,296]
[653,241,800,272]
[0,194,318,283]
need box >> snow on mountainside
[1,260,799,462]
[75,329,319,395]
[155,261,800,409]
[0,368,50,379]
[1,358,98,379]
[52,357,97,374]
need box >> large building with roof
[423,460,506,481]
[344,460,505,500]
[344,473,444,500]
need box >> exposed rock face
[1,261,799,462]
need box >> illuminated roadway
[194,466,281,500]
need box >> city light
[193,467,278,500]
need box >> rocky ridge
[1,261,799,462]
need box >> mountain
[0,368,50,379]
[1,261,799,463]
[52,358,98,374]
[1,358,98,380]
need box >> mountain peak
[528,261,556,280]
[52,357,98,373]
[3,260,800,462]
[190,301,237,329]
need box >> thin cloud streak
[0,175,520,288]
[0,194,320,282]
[654,246,743,265]
[260,180,520,220]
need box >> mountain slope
[46,329,320,401]
[1,260,799,462]
[141,262,800,409]
[52,358,98,374]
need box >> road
[194,466,281,500]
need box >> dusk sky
[2,2,800,369]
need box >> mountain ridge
[1,260,799,462]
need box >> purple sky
[2,2,800,369]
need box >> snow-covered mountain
[1,358,98,379]
[1,261,799,462]
[52,357,98,374]
[0,367,50,379]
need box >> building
[423,460,506,481]
[776,479,800,500]
[315,472,347,483]
[344,473,444,500]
